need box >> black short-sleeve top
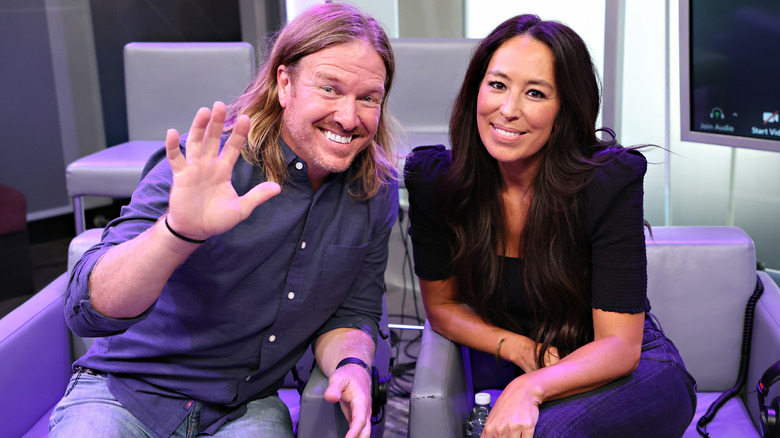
[404,145,650,327]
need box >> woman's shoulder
[588,147,648,189]
[403,145,452,187]
[581,148,648,233]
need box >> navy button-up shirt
[65,138,398,437]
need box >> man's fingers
[185,106,212,159]
[323,377,344,404]
[220,114,251,166]
[203,102,227,158]
[165,129,185,170]
[323,371,372,438]
[344,397,371,438]
[240,182,281,218]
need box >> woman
[405,14,696,437]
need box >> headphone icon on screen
[709,107,725,120]
[758,360,780,437]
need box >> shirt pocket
[314,242,371,309]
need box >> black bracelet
[164,216,206,244]
[336,357,371,374]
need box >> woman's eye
[528,89,547,98]
[488,81,505,90]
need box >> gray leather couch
[409,226,780,437]
[0,228,392,437]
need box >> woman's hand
[482,310,645,436]
[482,374,544,438]
[165,101,281,241]
[500,335,560,372]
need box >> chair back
[645,226,757,392]
[463,226,757,394]
[124,42,256,141]
[66,42,256,234]
[387,38,478,154]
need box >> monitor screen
[680,0,780,152]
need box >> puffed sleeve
[403,145,455,281]
[582,149,650,313]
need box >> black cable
[383,201,426,399]
[390,207,424,352]
[398,204,424,323]
[697,275,765,437]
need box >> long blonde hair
[226,3,397,199]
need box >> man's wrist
[164,215,206,244]
[336,357,371,375]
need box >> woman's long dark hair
[441,14,627,367]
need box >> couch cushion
[646,226,756,391]
[21,406,53,438]
[684,392,760,438]
[0,274,70,438]
[65,141,162,198]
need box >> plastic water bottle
[466,392,491,437]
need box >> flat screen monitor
[680,0,780,152]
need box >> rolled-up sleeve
[64,146,172,337]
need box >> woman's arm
[420,278,558,372]
[483,309,644,437]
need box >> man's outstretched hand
[164,101,281,241]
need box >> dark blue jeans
[532,314,697,437]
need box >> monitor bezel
[679,0,780,153]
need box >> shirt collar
[278,136,363,181]
[279,137,299,168]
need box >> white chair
[66,42,256,234]
[387,38,479,158]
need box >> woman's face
[476,35,560,175]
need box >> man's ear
[277,65,291,109]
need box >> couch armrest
[297,366,349,438]
[747,272,780,430]
[0,274,71,437]
[409,320,470,438]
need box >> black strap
[164,216,206,244]
[336,357,371,374]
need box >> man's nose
[333,98,359,132]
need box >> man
[50,4,398,438]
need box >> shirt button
[245,375,251,382]
[295,162,303,170]
[288,292,295,299]
[300,241,306,249]
[269,335,276,342]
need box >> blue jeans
[533,314,698,437]
[48,370,295,438]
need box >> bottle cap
[475,392,491,405]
